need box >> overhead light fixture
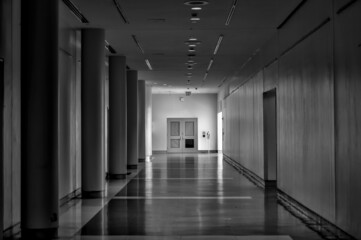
[213,35,224,55]
[105,40,117,54]
[203,72,208,80]
[184,40,202,45]
[225,0,238,26]
[192,7,202,10]
[62,0,89,23]
[145,59,153,70]
[207,59,214,72]
[188,48,196,52]
[190,17,200,21]
[113,0,130,24]
[189,37,198,41]
[184,0,209,6]
[132,35,145,53]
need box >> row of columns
[21,0,147,237]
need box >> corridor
[59,153,324,240]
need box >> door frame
[263,88,277,184]
[167,118,198,153]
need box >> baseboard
[3,222,20,239]
[223,154,357,240]
[59,188,81,206]
[152,150,167,154]
[223,154,265,188]
[198,150,219,153]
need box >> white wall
[145,84,152,156]
[152,94,217,151]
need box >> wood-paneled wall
[278,22,335,221]
[334,1,361,237]
[222,0,361,238]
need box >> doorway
[263,89,277,184]
[167,118,198,153]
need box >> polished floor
[55,153,325,240]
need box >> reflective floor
[73,153,324,240]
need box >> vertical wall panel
[252,71,264,179]
[334,1,361,238]
[278,23,335,221]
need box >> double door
[167,118,198,153]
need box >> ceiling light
[213,35,224,55]
[132,35,145,53]
[189,44,196,47]
[203,72,208,80]
[190,17,200,21]
[184,0,209,6]
[163,84,167,86]
[63,0,89,23]
[145,59,153,70]
[113,0,130,24]
[207,59,214,72]
[187,60,195,63]
[184,40,202,45]
[225,0,238,26]
[187,73,192,76]
[192,7,202,10]
[188,48,196,52]
[189,37,197,41]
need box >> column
[145,84,153,157]
[138,80,146,161]
[108,56,127,179]
[127,70,138,169]
[81,29,105,197]
[21,0,59,237]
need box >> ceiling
[65,0,301,94]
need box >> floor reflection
[80,153,324,240]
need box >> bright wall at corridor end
[152,94,217,151]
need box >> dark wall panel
[263,61,278,92]
[278,22,335,222]
[334,1,361,238]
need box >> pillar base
[127,164,138,169]
[82,190,105,199]
[108,173,127,180]
[21,228,57,240]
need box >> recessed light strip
[113,0,129,24]
[225,0,238,26]
[213,35,224,55]
[132,35,145,54]
[62,0,89,23]
[145,59,153,70]
[203,72,208,81]
[207,59,214,72]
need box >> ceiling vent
[184,1,209,6]
[62,0,89,23]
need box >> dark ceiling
[63,0,301,93]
